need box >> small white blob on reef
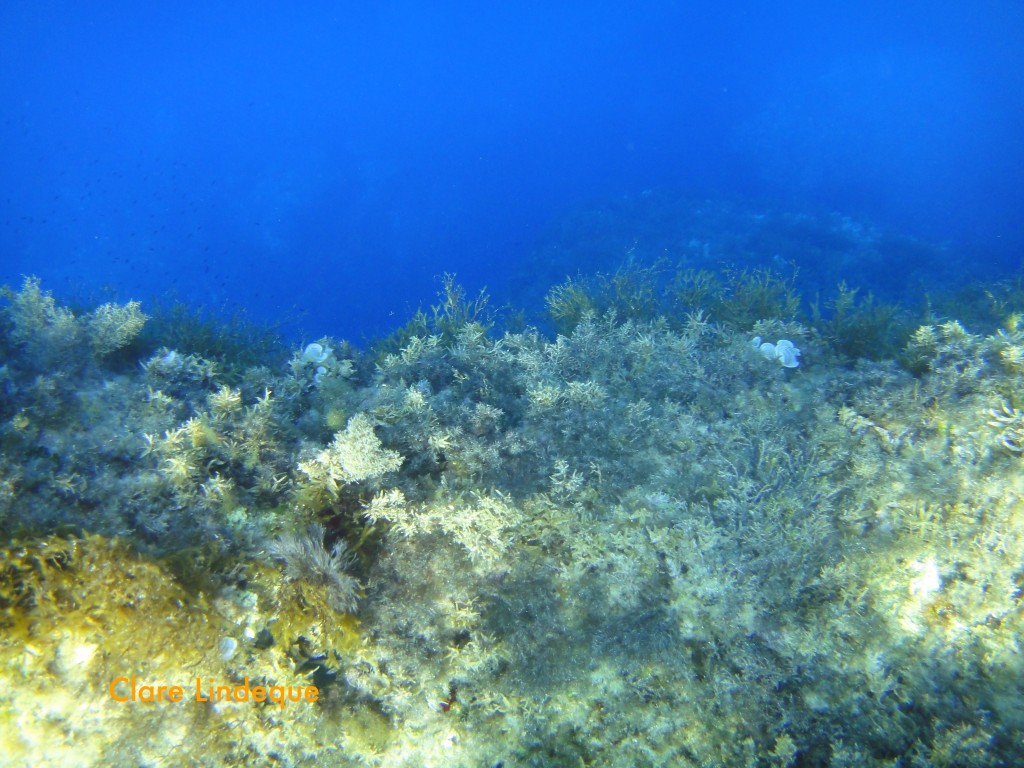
[219,636,239,661]
[755,338,802,368]
[302,343,332,365]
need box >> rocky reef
[1,269,1023,766]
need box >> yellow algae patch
[0,535,350,767]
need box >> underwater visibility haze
[2,2,1024,766]
[3,1,1023,334]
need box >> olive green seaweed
[1,272,1023,767]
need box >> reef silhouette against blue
[2,2,1024,766]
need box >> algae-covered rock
[2,273,1024,767]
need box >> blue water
[2,1,1022,341]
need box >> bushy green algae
[1,273,1024,766]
